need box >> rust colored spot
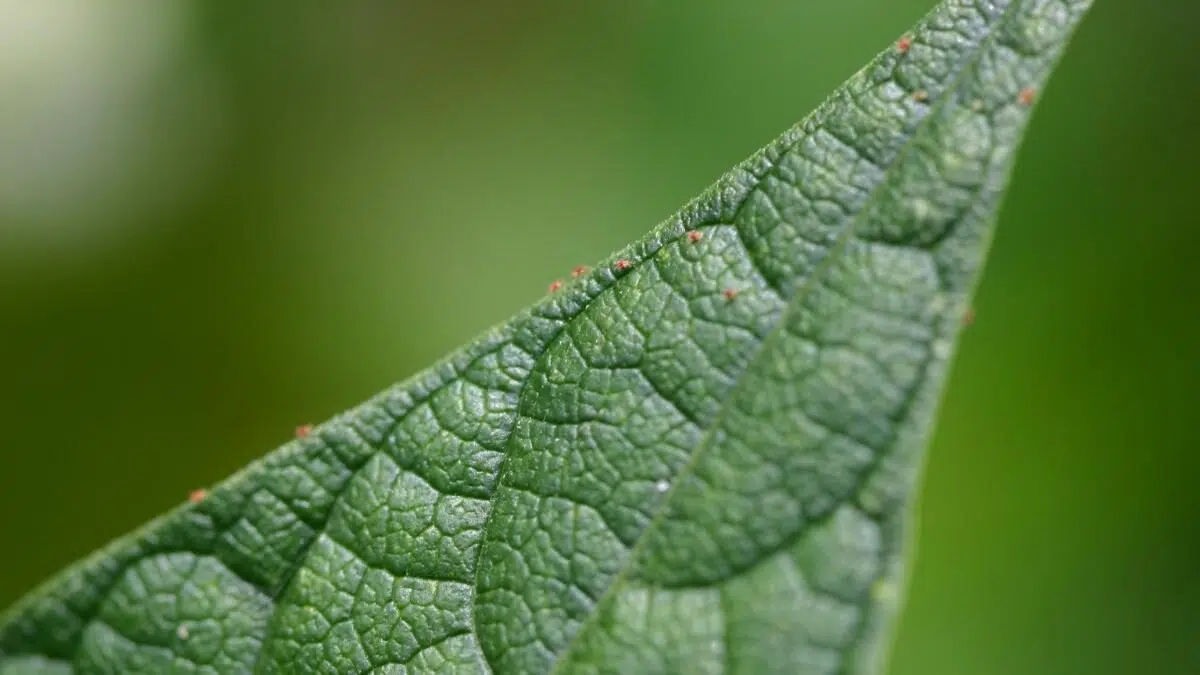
[1018,87,1036,106]
[687,230,703,243]
[571,265,589,278]
[896,36,912,54]
[295,424,313,439]
[548,280,564,293]
[963,307,976,327]
[723,288,739,301]
[614,259,632,271]
[188,489,208,505]
[912,89,928,102]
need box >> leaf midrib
[537,0,1022,671]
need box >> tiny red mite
[896,36,912,54]
[1017,87,1036,105]
[571,265,589,278]
[188,489,208,505]
[723,288,739,301]
[614,259,632,271]
[687,230,703,243]
[295,424,313,439]
[548,280,564,293]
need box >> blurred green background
[1,0,1196,673]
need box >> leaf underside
[0,1,1092,673]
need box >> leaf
[0,1,1093,673]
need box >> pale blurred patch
[0,0,225,263]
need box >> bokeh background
[1,0,1196,673]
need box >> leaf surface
[0,1,1092,673]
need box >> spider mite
[570,265,589,278]
[723,288,739,301]
[896,36,912,54]
[687,230,703,243]
[1017,87,1036,106]
[912,89,929,102]
[614,259,632,271]
[548,280,564,293]
[188,488,208,505]
[295,424,313,439]
[962,307,976,327]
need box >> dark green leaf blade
[0,1,1093,673]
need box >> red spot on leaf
[188,489,208,505]
[687,230,703,243]
[723,288,739,301]
[896,36,912,54]
[571,265,589,278]
[548,280,564,293]
[1018,87,1036,105]
[295,424,313,439]
[614,259,632,271]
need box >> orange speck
[962,307,976,327]
[1017,87,1036,106]
[896,36,912,54]
[188,489,208,505]
[723,288,739,301]
[614,259,632,271]
[912,89,928,102]
[295,424,313,439]
[570,265,589,278]
[548,280,563,293]
[687,230,703,243]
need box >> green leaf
[0,1,1092,673]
